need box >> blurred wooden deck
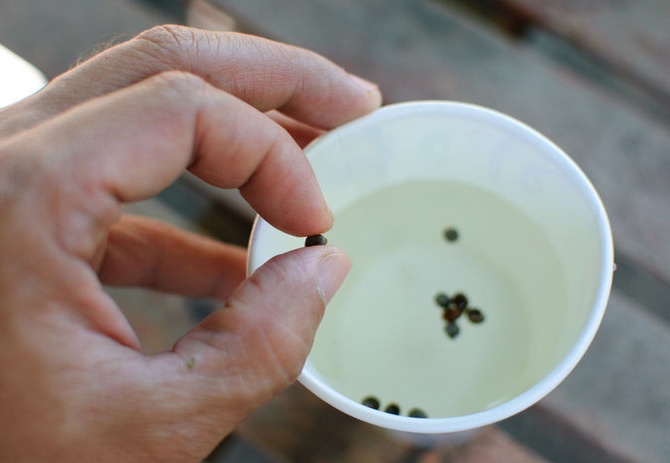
[2,0,669,462]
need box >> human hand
[0,26,381,462]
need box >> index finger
[5,26,381,135]
[11,72,333,263]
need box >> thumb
[167,245,351,424]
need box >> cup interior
[247,101,613,433]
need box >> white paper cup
[247,101,613,436]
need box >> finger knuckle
[136,24,193,51]
[133,25,196,69]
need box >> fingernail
[350,75,382,107]
[317,250,352,305]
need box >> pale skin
[0,25,382,462]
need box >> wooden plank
[540,288,670,463]
[497,0,670,105]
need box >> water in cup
[308,179,566,418]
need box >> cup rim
[248,100,614,433]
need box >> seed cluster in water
[361,396,428,418]
[437,226,485,338]
[435,291,485,339]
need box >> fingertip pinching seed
[305,234,328,247]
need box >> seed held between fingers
[305,234,328,247]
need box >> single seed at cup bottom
[408,408,428,418]
[444,227,459,242]
[361,396,380,410]
[384,403,401,415]
[467,308,485,323]
[435,292,450,308]
[445,321,460,338]
[305,234,328,247]
[451,293,468,310]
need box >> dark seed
[408,408,428,418]
[443,306,463,322]
[467,308,485,324]
[445,321,460,339]
[451,293,468,310]
[384,403,401,415]
[444,227,459,242]
[361,396,380,410]
[305,234,328,247]
[435,292,450,308]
